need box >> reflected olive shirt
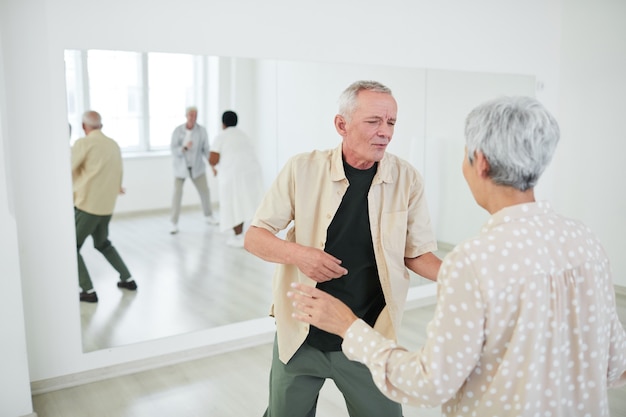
[250,144,437,364]
[71,129,123,216]
[343,202,626,416]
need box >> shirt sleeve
[342,249,485,407]
[250,156,296,235]
[170,126,183,156]
[404,168,437,258]
[607,296,626,387]
[211,133,223,154]
[70,139,86,177]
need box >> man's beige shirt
[251,144,437,364]
[343,201,626,416]
[71,129,123,216]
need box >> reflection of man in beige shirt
[72,110,136,303]
[290,96,626,417]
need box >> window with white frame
[64,49,211,152]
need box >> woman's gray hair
[82,110,103,129]
[464,96,560,191]
[338,80,392,121]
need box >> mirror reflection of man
[72,110,137,303]
[169,106,218,234]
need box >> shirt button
[326,213,332,219]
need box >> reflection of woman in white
[209,111,265,247]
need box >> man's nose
[378,124,393,139]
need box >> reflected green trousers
[75,207,131,292]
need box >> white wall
[0,27,36,417]
[2,0,623,414]
[114,155,216,215]
[554,0,626,287]
[425,70,537,244]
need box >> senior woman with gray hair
[289,96,626,416]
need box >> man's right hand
[295,246,348,283]
[244,226,347,282]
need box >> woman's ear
[474,151,491,178]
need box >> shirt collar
[329,143,393,184]
[481,201,553,233]
[86,129,102,138]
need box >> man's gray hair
[464,96,560,191]
[338,80,393,121]
[82,110,103,129]
[186,106,198,115]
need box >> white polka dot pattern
[342,202,626,416]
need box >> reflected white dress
[211,127,265,232]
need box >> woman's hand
[288,283,358,338]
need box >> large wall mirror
[66,49,536,353]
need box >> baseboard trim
[30,321,275,395]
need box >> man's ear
[334,115,347,136]
[474,151,491,178]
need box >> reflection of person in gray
[289,96,626,417]
[170,106,218,234]
[209,111,264,248]
[72,110,136,303]
[244,80,442,417]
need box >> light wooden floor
[32,296,626,417]
[78,208,432,352]
[79,208,274,351]
[34,209,626,416]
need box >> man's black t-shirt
[305,160,385,351]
